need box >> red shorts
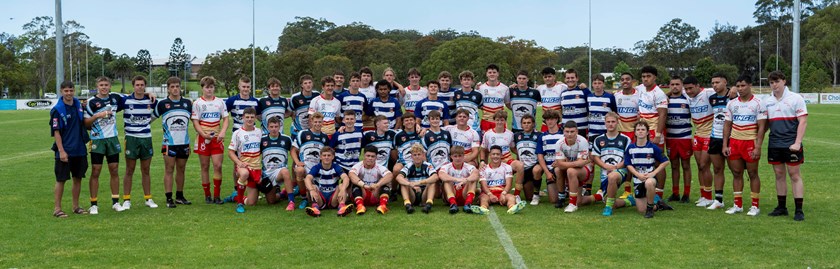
[239,168,262,188]
[692,136,710,152]
[454,184,467,206]
[480,120,495,132]
[728,139,757,163]
[666,139,692,160]
[360,189,384,206]
[649,130,665,149]
[620,131,635,142]
[194,136,224,156]
[489,188,504,200]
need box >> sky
[0,0,759,61]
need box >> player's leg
[175,158,190,203]
[680,156,692,202]
[163,154,175,207]
[564,168,580,212]
[511,160,524,201]
[643,178,657,217]
[400,183,416,213]
[421,183,436,213]
[198,155,212,202]
[106,154,121,211]
[787,163,805,220]
[575,168,596,206]
[210,153,224,203]
[554,167,567,207]
[245,187,259,206]
[694,150,713,205]
[745,159,761,215]
[668,147,681,202]
[53,161,67,214]
[727,156,746,214]
[123,155,137,208]
[89,153,104,213]
[709,152,726,209]
[523,166,535,204]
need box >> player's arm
[218,112,229,141]
[83,109,109,127]
[464,148,479,163]
[792,112,808,152]
[191,119,210,139]
[503,174,513,193]
[753,118,767,160]
[304,174,318,196]
[348,171,365,188]
[626,164,644,179]
[591,155,611,171]
[291,146,304,167]
[466,168,479,183]
[420,173,438,185]
[656,107,667,143]
[228,149,245,168]
[395,169,411,186]
[478,176,491,195]
[53,130,67,162]
[338,172,351,189]
[537,154,554,181]
[722,119,733,156]
[374,171,393,189]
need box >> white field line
[0,150,52,163]
[803,138,840,147]
[488,207,527,269]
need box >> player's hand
[145,92,157,103]
[789,143,802,152]
[338,126,346,133]
[238,162,248,168]
[364,184,374,190]
[751,148,761,161]
[59,151,69,163]
[655,133,664,145]
[722,147,731,157]
[419,128,427,136]
[578,83,587,89]
[201,132,213,139]
[546,172,555,181]
[216,133,225,143]
[295,162,305,167]
[489,195,499,203]
[96,110,111,119]
[479,162,486,170]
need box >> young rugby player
[512,114,543,205]
[227,108,263,213]
[537,110,566,207]
[636,66,669,201]
[154,77,193,208]
[625,121,672,218]
[683,76,717,206]
[85,76,126,214]
[414,81,450,130]
[395,144,439,214]
[454,71,483,132]
[421,111,452,169]
[309,76,341,138]
[476,64,510,132]
[591,112,633,216]
[536,67,567,132]
[438,146,479,214]
[330,111,363,171]
[437,71,457,125]
[192,76,230,205]
[722,75,767,216]
[303,147,352,217]
[666,76,693,202]
[402,68,428,115]
[337,72,368,132]
[471,146,527,215]
[348,146,394,215]
[552,121,594,213]
[443,109,481,166]
[366,80,403,130]
[51,81,90,217]
[292,112,330,209]
[707,73,733,210]
[257,77,290,134]
[290,74,320,139]
[509,70,541,134]
[120,76,158,209]
[261,117,294,210]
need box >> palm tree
[107,53,134,93]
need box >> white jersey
[349,162,391,185]
[537,83,568,111]
[481,129,514,162]
[554,134,593,170]
[308,95,341,135]
[228,128,262,170]
[480,163,512,188]
[687,88,715,138]
[359,85,376,100]
[191,96,229,134]
[403,86,428,113]
[439,162,476,187]
[477,82,510,122]
[443,125,481,154]
[614,89,641,133]
[636,85,669,132]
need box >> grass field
[1,105,838,268]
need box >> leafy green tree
[800,60,831,92]
[107,54,135,93]
[134,49,152,74]
[804,4,840,84]
[277,16,335,53]
[421,37,512,84]
[634,18,701,77]
[313,55,353,81]
[567,55,602,86]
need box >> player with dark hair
[421,111,452,169]
[366,80,403,130]
[471,145,527,215]
[292,112,330,209]
[454,70,483,132]
[414,80,450,130]
[510,70,541,133]
[443,109,482,166]
[552,121,594,213]
[665,76,693,203]
[477,64,510,132]
[592,112,633,216]
[154,77,193,208]
[85,76,126,214]
[349,146,394,215]
[227,107,263,213]
[119,76,158,209]
[512,114,543,205]
[625,121,672,218]
[537,67,567,132]
[261,117,294,210]
[51,81,90,217]
[330,110,363,172]
[309,76,341,137]
[636,66,669,203]
[402,68,428,115]
[439,146,479,214]
[722,75,766,216]
[683,76,717,207]
[192,76,230,205]
[706,72,734,210]
[337,72,368,132]
[303,147,352,217]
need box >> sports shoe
[667,193,680,202]
[449,204,459,214]
[471,205,489,215]
[122,200,132,210]
[563,203,578,213]
[725,205,743,214]
[144,199,158,208]
[112,203,125,212]
[298,199,308,209]
[539,189,547,196]
[695,198,712,207]
[337,204,353,217]
[376,204,389,214]
[286,201,295,211]
[356,204,367,215]
[214,197,224,205]
[768,207,789,216]
[602,206,613,216]
[593,190,604,202]
[644,207,655,218]
[405,204,415,214]
[422,203,432,214]
[89,205,99,215]
[657,201,674,211]
[205,196,213,204]
[175,197,192,205]
[507,201,526,214]
[463,205,472,214]
[695,196,706,204]
[305,206,321,217]
[530,195,540,205]
[794,210,804,221]
[747,206,760,216]
[223,191,237,203]
[706,200,724,210]
[166,199,177,208]
[680,195,690,203]
[236,203,245,213]
[555,198,566,209]
[515,195,522,204]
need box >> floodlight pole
[791,0,801,93]
[759,31,762,90]
[252,0,256,84]
[588,0,592,87]
[54,0,64,94]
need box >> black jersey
[154,98,193,146]
[422,129,453,169]
[394,130,422,165]
[362,130,396,168]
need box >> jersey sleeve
[293,132,303,149]
[307,165,320,177]
[84,98,95,118]
[378,165,391,176]
[328,132,340,148]
[425,163,436,176]
[228,131,240,151]
[555,141,567,161]
[471,130,481,148]
[480,132,489,148]
[724,102,734,121]
[591,138,602,156]
[653,145,668,163]
[191,100,200,120]
[624,149,633,167]
[794,96,808,117]
[393,99,403,117]
[225,97,235,113]
[399,163,411,177]
[334,166,346,177]
[535,134,544,154]
[504,165,513,179]
[757,99,768,120]
[49,109,61,134]
[220,100,229,117]
[413,101,423,118]
[307,98,318,115]
[442,104,450,120]
[609,95,618,112]
[655,91,668,109]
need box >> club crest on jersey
[513,91,518,96]
[401,137,406,142]
[617,99,622,105]
[52,118,58,128]
[600,141,606,147]
[299,99,304,104]
[681,104,686,109]
[266,101,271,106]
[306,135,311,140]
[95,102,101,108]
[456,94,460,99]
[647,154,652,159]
[370,136,375,141]
[603,103,608,107]
[165,103,171,109]
[430,136,435,142]
[263,141,268,146]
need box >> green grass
[1,106,838,268]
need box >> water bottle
[104,104,113,119]
[205,131,215,144]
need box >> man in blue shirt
[51,81,91,217]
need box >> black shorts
[523,166,536,183]
[162,145,191,159]
[633,179,656,199]
[767,147,805,165]
[55,156,88,182]
[90,152,119,165]
[409,185,427,206]
[256,178,275,194]
[708,138,724,155]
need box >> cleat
[376,205,389,214]
[680,195,690,203]
[695,198,712,207]
[405,204,415,214]
[144,199,158,208]
[422,203,432,214]
[515,195,522,204]
[602,206,613,216]
[449,204,459,214]
[236,203,245,213]
[122,200,132,210]
[657,201,674,211]
[667,194,680,202]
[747,206,760,216]
[463,205,472,214]
[644,207,655,218]
[471,205,489,215]
[593,190,604,202]
[223,191,237,203]
[768,207,789,216]
[793,210,804,221]
[214,197,224,205]
[507,201,526,214]
[530,194,540,206]
[706,200,724,210]
[286,201,296,211]
[89,205,99,215]
[205,196,213,204]
[166,199,177,208]
[112,203,125,212]
[356,204,367,215]
[555,198,566,209]
[305,206,321,217]
[619,191,631,199]
[337,204,353,217]
[539,189,547,196]
[725,206,743,214]
[563,203,578,213]
[298,199,308,209]
[175,198,192,205]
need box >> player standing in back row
[665,76,693,203]
[154,77,193,208]
[119,76,158,209]
[454,71,483,132]
[722,75,766,216]
[537,67,567,132]
[85,76,125,214]
[477,64,510,132]
[636,66,669,202]
[509,70,541,133]
[192,76,230,205]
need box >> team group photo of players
[50,63,809,221]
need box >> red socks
[569,193,578,206]
[235,184,245,204]
[213,179,222,198]
[202,183,211,197]
[448,197,456,205]
[379,196,388,206]
[683,186,691,197]
[672,186,679,196]
[354,197,364,207]
[750,192,760,207]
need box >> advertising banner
[820,93,840,104]
[800,93,819,104]
[0,100,16,110]
[16,99,57,110]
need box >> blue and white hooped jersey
[438,88,457,123]
[366,96,402,130]
[120,94,156,138]
[329,130,363,171]
[256,96,287,134]
[666,94,692,139]
[560,87,591,130]
[85,93,123,140]
[227,94,259,133]
[586,91,617,138]
[338,91,368,130]
[309,163,345,193]
[625,141,668,183]
[154,98,192,146]
[414,98,449,129]
[540,130,563,166]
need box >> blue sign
[0,100,16,110]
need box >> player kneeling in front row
[303,147,353,217]
[261,117,294,210]
[471,146,526,215]
[553,121,596,213]
[625,121,672,218]
[348,146,394,215]
[395,144,439,214]
[227,107,264,213]
[591,112,633,216]
[438,146,479,214]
